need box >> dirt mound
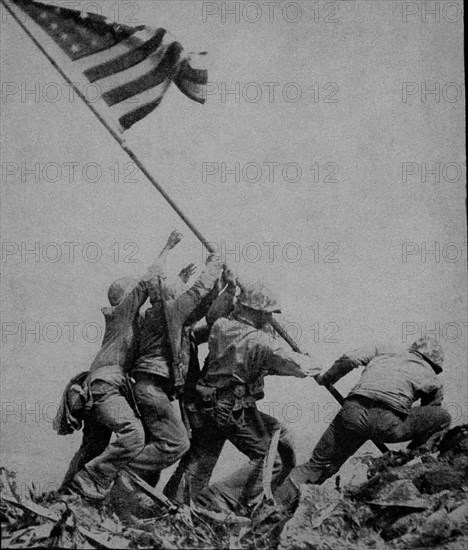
[279,425,468,550]
[1,426,467,549]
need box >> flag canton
[12,0,208,131]
[15,0,136,60]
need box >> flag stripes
[84,29,167,83]
[10,0,208,131]
[102,42,183,106]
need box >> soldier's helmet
[237,280,281,313]
[408,336,444,373]
[108,277,138,306]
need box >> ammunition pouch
[232,384,247,398]
[202,384,256,409]
[195,384,217,408]
[54,371,90,435]
[186,401,204,429]
[216,384,255,409]
[66,380,89,419]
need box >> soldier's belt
[195,383,255,409]
[215,385,256,409]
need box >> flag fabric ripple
[10,0,208,131]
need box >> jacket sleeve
[206,287,236,328]
[170,265,223,327]
[320,345,382,386]
[163,265,223,368]
[253,334,322,378]
[112,280,150,322]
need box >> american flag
[8,0,208,131]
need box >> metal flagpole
[3,0,388,454]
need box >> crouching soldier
[184,280,322,514]
[275,336,452,509]
[58,231,183,499]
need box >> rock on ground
[278,425,468,550]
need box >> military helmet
[409,336,444,373]
[108,277,138,306]
[237,280,281,313]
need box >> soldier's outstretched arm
[114,230,183,318]
[170,255,224,326]
[315,344,383,386]
[259,336,323,378]
[146,230,183,277]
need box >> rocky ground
[1,425,467,549]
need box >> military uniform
[276,337,451,507]
[125,261,223,483]
[63,270,161,497]
[183,284,321,512]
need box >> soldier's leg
[60,416,111,490]
[257,412,296,488]
[406,406,452,449]
[372,405,452,449]
[109,470,162,520]
[127,378,190,478]
[78,381,146,495]
[275,398,369,508]
[172,426,226,503]
[163,451,192,502]
[206,407,282,509]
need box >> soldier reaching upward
[123,253,225,486]
[62,231,183,500]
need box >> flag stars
[60,33,68,41]
[49,22,58,30]
[39,12,47,20]
[70,44,81,53]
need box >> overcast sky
[1,0,466,488]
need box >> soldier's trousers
[125,376,190,484]
[285,395,452,489]
[182,397,296,510]
[61,380,145,490]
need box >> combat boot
[71,468,109,500]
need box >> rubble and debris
[1,425,467,549]
[1,465,253,549]
[279,425,467,550]
[278,484,386,550]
